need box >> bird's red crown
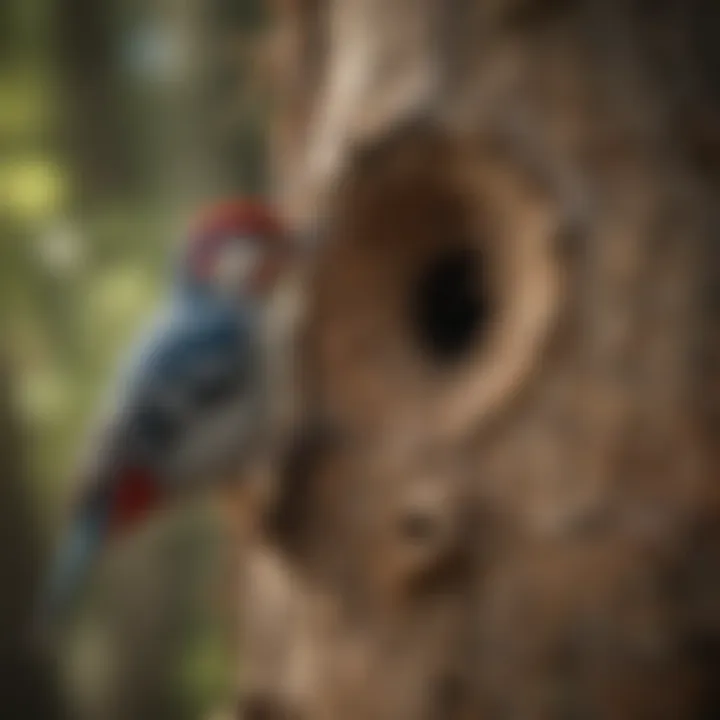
[187,198,287,280]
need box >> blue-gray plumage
[37,199,291,632]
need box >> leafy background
[0,1,268,718]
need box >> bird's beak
[250,240,299,297]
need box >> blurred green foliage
[1,1,267,718]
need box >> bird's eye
[212,238,261,293]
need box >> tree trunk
[235,1,720,719]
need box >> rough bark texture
[235,2,720,718]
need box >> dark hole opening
[413,246,491,364]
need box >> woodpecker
[37,198,294,631]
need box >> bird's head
[179,198,291,302]
[38,198,293,628]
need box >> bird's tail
[32,507,107,644]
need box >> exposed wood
[236,2,720,718]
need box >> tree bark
[235,2,720,719]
